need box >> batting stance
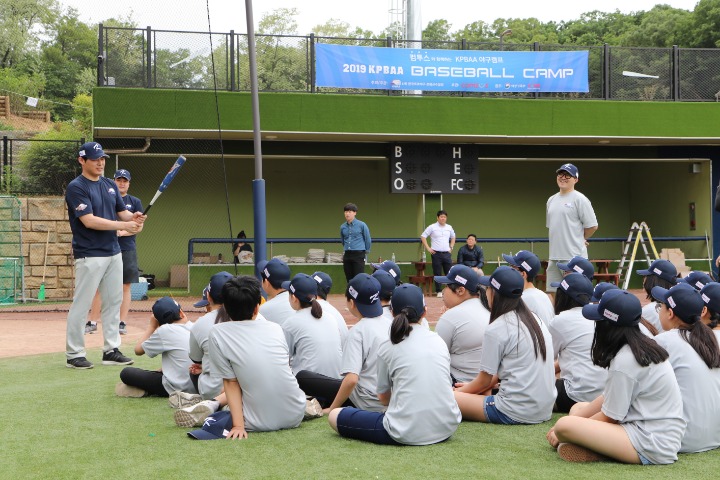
[65,142,146,369]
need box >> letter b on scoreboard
[390,143,479,194]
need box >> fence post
[603,43,610,100]
[309,33,316,93]
[534,42,540,99]
[461,39,467,97]
[386,36,393,96]
[672,45,680,101]
[146,26,152,88]
[230,30,236,91]
[97,23,104,87]
[1,136,7,190]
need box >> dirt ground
[0,290,648,359]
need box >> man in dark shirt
[64,142,146,369]
[456,234,484,275]
[340,203,371,282]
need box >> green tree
[18,122,83,194]
[0,0,57,68]
[623,5,692,47]
[688,0,720,47]
[423,19,453,43]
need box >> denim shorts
[483,396,521,425]
[336,407,400,445]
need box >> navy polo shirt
[66,175,127,258]
[118,194,143,251]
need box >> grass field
[4,350,719,479]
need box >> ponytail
[678,322,720,369]
[708,309,720,329]
[390,307,420,344]
[298,297,323,319]
[639,317,659,336]
[215,306,230,324]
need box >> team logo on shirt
[108,187,116,195]
[126,203,133,209]
[75,203,87,211]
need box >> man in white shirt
[546,163,598,293]
[421,210,456,297]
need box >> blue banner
[315,44,589,93]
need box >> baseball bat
[143,155,186,214]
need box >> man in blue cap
[546,163,598,294]
[64,142,146,369]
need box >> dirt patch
[0,113,54,135]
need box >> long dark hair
[706,307,720,329]
[490,293,547,361]
[553,288,587,315]
[591,321,669,368]
[677,322,720,368]
[643,274,674,300]
[639,317,659,336]
[298,298,323,319]
[390,306,422,345]
[478,286,490,310]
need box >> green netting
[0,195,23,304]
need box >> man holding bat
[65,142,147,369]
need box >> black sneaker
[119,322,127,335]
[66,357,94,369]
[102,348,134,366]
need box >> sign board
[390,144,479,194]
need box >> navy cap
[502,250,541,278]
[582,289,641,327]
[550,272,594,305]
[636,259,678,284]
[677,271,713,291]
[187,410,234,440]
[372,269,397,298]
[207,271,233,304]
[78,141,109,160]
[259,258,291,288]
[557,256,595,280]
[370,260,402,285]
[347,273,383,318]
[651,284,704,324]
[556,163,579,179]
[591,282,619,303]
[152,296,181,325]
[434,264,479,293]
[312,271,333,295]
[114,169,131,180]
[193,285,210,308]
[700,282,720,313]
[282,273,318,303]
[478,266,524,299]
[390,283,426,320]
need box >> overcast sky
[59,0,700,34]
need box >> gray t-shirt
[208,318,305,432]
[548,307,607,402]
[546,190,598,260]
[376,325,461,445]
[142,323,196,396]
[642,302,663,333]
[341,315,392,412]
[318,298,349,347]
[188,309,223,399]
[522,288,555,326]
[283,308,343,378]
[479,311,556,424]
[259,291,295,327]
[655,329,720,453]
[435,298,490,383]
[602,345,685,464]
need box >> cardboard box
[170,264,188,288]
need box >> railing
[187,236,708,264]
[97,25,720,102]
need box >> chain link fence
[99,25,720,101]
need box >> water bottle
[421,250,426,262]
[391,253,396,263]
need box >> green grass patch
[147,287,193,298]
[3,350,719,479]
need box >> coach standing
[65,142,146,369]
[421,210,456,297]
[546,163,598,293]
[340,203,371,282]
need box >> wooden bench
[409,275,434,296]
[593,273,620,285]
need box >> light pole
[499,29,512,50]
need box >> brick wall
[20,197,75,300]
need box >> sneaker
[174,400,219,428]
[84,321,97,334]
[102,348,134,366]
[304,397,323,420]
[168,391,203,409]
[66,357,94,369]
[115,382,147,398]
[436,292,443,298]
[119,322,127,335]
[557,443,605,462]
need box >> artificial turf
[3,350,719,479]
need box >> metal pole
[229,30,235,91]
[97,24,104,86]
[244,0,267,275]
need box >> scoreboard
[390,143,479,194]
